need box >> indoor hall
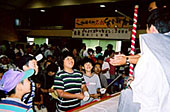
[0,0,170,112]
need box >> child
[93,63,108,88]
[81,58,101,105]
[40,63,58,112]
[33,78,47,112]
[0,69,34,111]
[54,51,89,111]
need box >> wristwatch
[126,57,130,65]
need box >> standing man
[110,0,167,67]
[0,69,34,111]
[111,1,170,112]
[54,51,89,111]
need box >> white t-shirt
[102,62,110,79]
[131,33,170,112]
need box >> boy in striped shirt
[54,51,89,111]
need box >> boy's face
[24,59,38,75]
[84,62,93,72]
[72,49,77,55]
[21,78,31,94]
[94,64,101,74]
[64,56,74,69]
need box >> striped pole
[129,5,139,77]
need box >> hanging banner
[75,17,130,28]
[72,28,131,39]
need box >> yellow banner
[75,17,129,28]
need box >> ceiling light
[100,5,105,8]
[40,9,45,12]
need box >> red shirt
[105,58,115,75]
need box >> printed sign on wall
[72,28,131,39]
[75,17,129,28]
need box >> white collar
[164,32,170,35]
[5,97,24,104]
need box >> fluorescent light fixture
[40,9,45,12]
[27,37,34,41]
[100,5,105,7]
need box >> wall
[0,9,19,42]
[83,39,116,53]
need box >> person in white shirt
[97,56,110,79]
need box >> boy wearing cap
[0,69,34,112]
[54,52,89,111]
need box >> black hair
[18,55,36,70]
[62,51,74,61]
[147,8,170,33]
[94,62,102,68]
[47,63,58,73]
[87,48,94,55]
[97,55,104,61]
[0,67,5,73]
[7,87,16,96]
[108,50,115,56]
[33,77,41,84]
[47,55,54,59]
[81,43,86,48]
[0,90,6,101]
[95,46,102,52]
[82,57,94,66]
[107,44,113,49]
[61,51,74,68]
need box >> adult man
[111,1,170,112]
[110,0,168,67]
[130,8,170,112]
[54,51,89,111]
[0,69,34,111]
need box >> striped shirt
[0,98,33,112]
[22,80,35,107]
[54,69,85,111]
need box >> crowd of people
[0,40,126,112]
[0,0,170,112]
